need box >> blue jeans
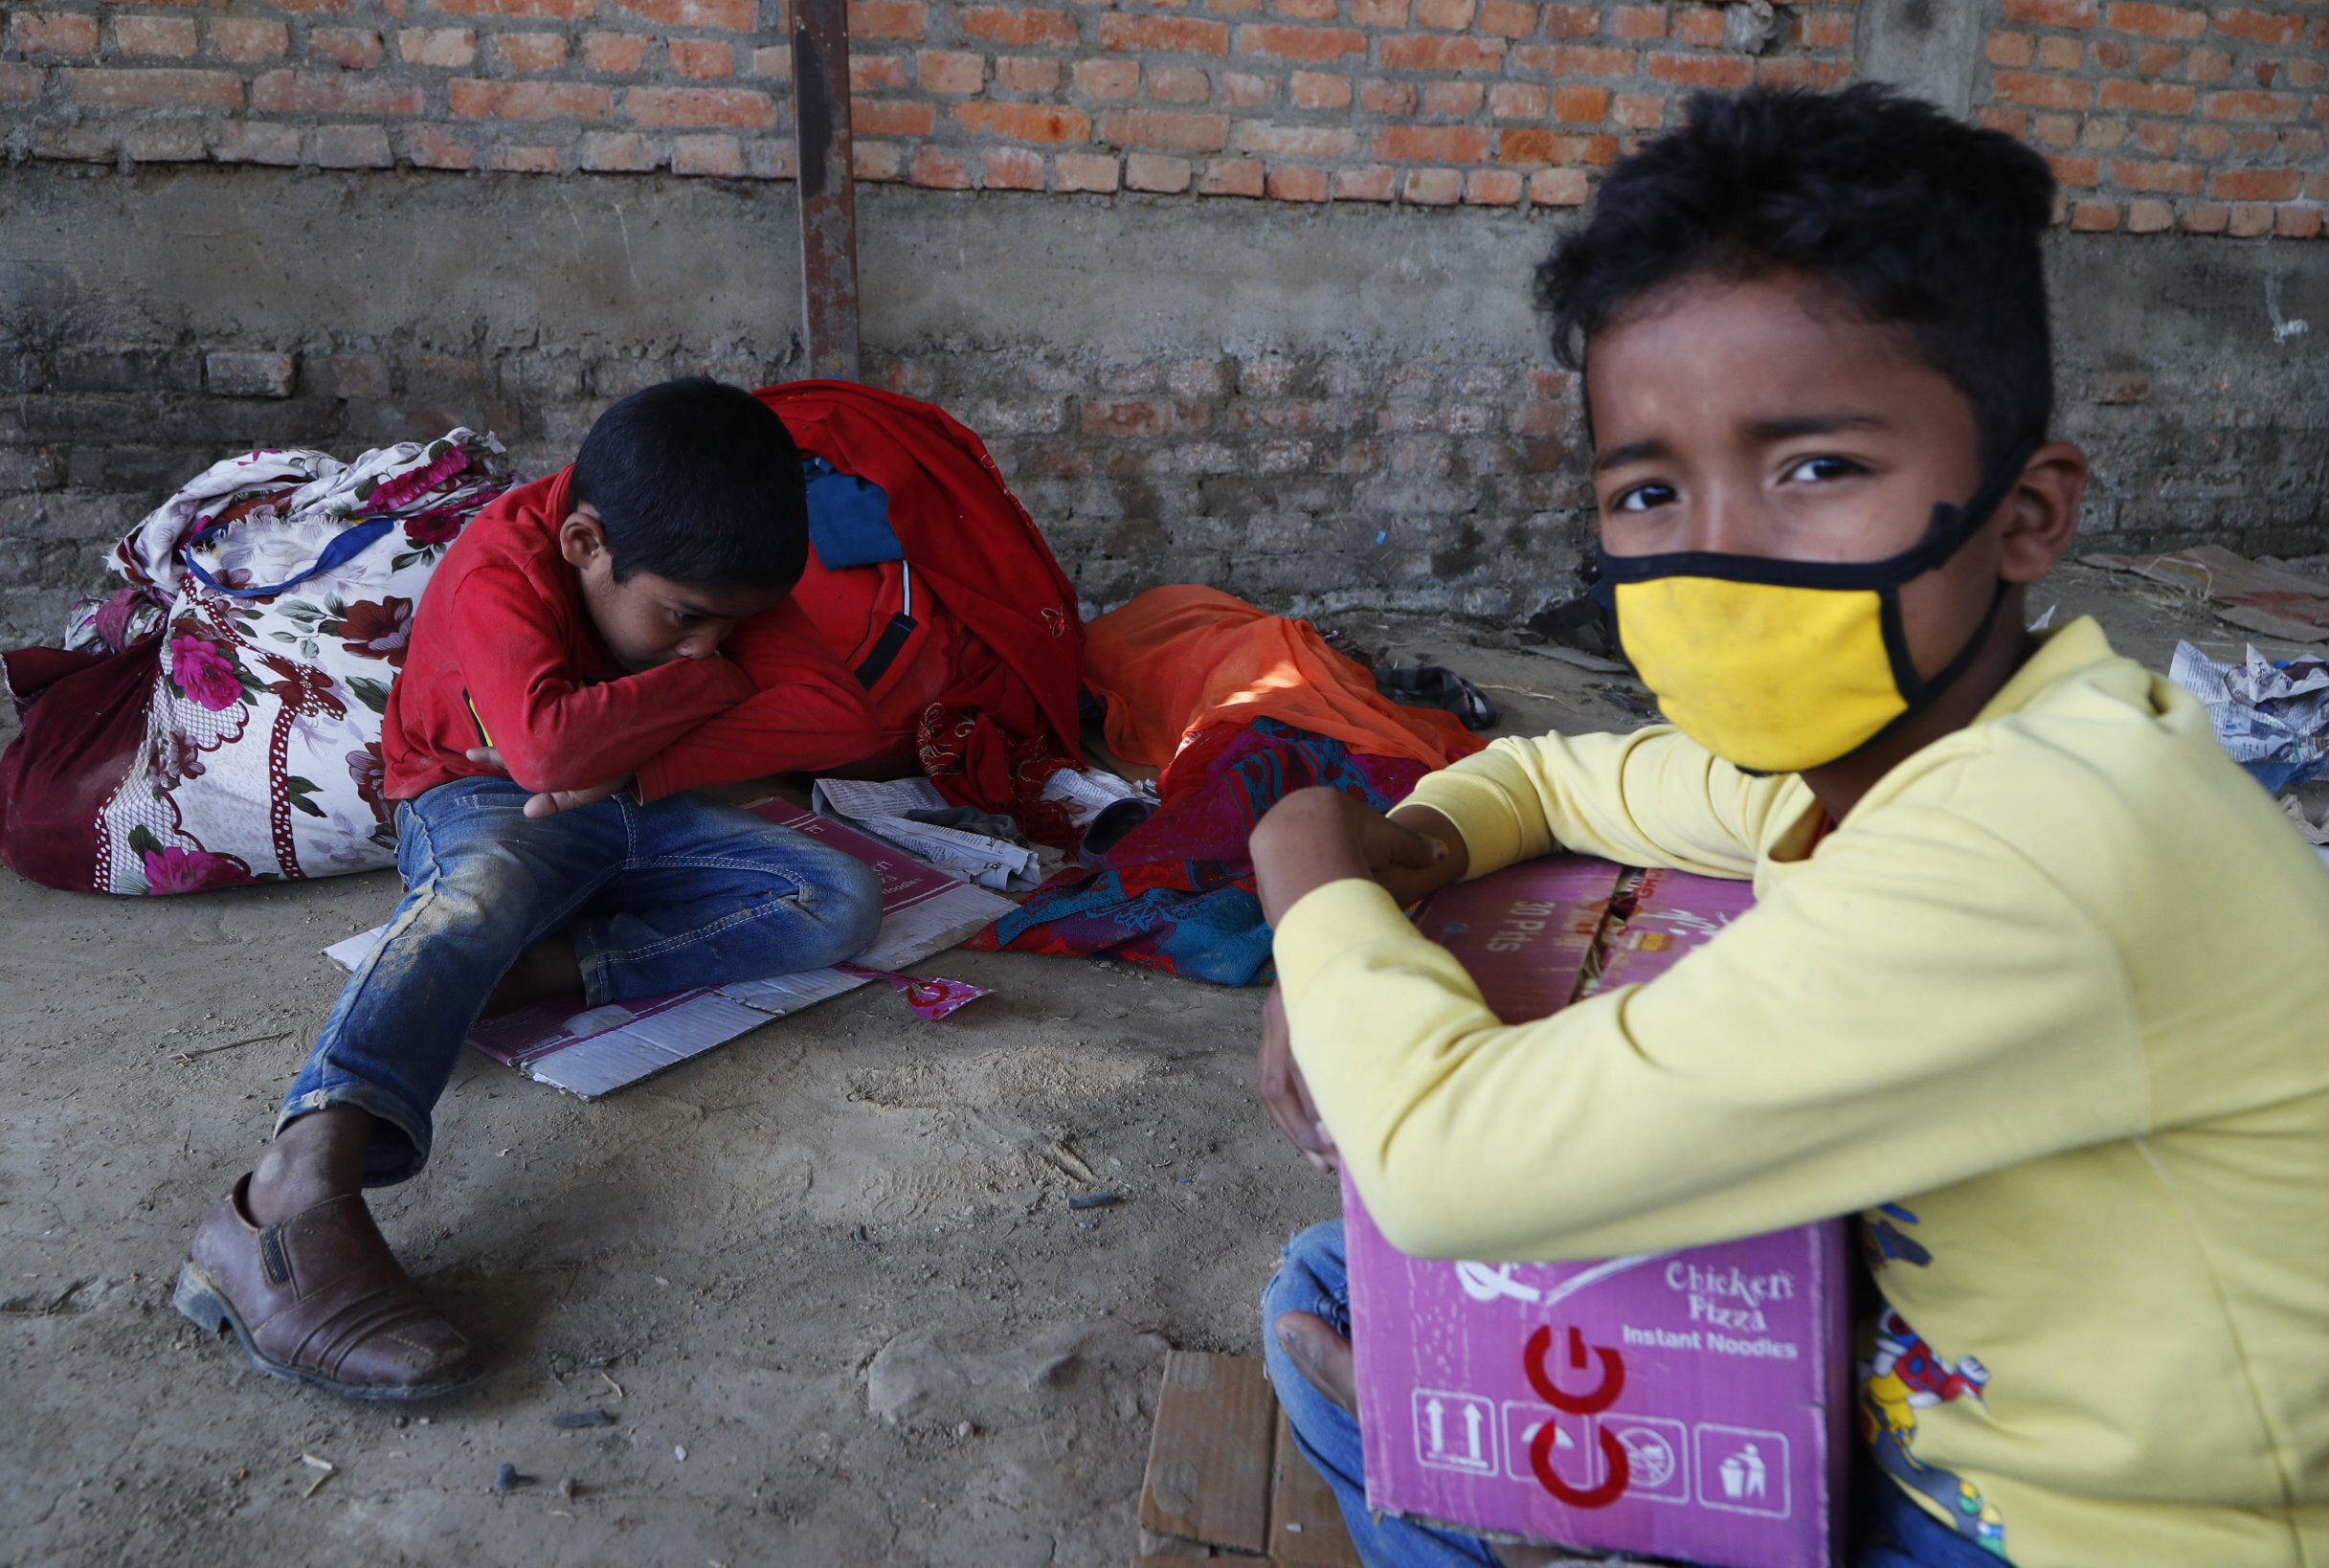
[1262,1221,2014,1568]
[280,775,884,1185]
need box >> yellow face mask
[1601,446,2032,776]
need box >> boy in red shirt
[173,379,886,1400]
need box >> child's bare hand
[1251,788,1466,924]
[1257,985,1338,1172]
[464,747,632,818]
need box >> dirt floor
[1,560,2320,1567]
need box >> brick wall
[1982,0,2327,238]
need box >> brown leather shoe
[173,1176,477,1401]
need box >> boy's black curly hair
[571,377,809,589]
[1536,84,2060,470]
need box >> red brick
[1401,166,1462,203]
[1222,72,1279,106]
[1478,0,1534,37]
[917,48,982,93]
[398,25,472,63]
[2003,0,2096,24]
[1267,164,1330,200]
[218,18,293,58]
[964,5,1077,45]
[671,131,744,174]
[1551,82,1607,121]
[2068,198,2119,230]
[1054,150,1119,190]
[2092,35,2131,67]
[955,101,1091,141]
[752,44,794,76]
[1126,149,1192,190]
[65,66,240,106]
[493,144,562,170]
[494,31,567,69]
[2185,45,2230,80]
[1610,4,1664,38]
[1237,23,1366,60]
[1359,79,1414,113]
[1334,162,1395,199]
[1465,167,1521,204]
[1103,14,1226,55]
[2103,1,2205,36]
[2099,78,2195,112]
[2047,152,2101,186]
[268,0,355,12]
[2225,200,2273,235]
[584,32,651,70]
[1351,0,1407,23]
[2207,89,2301,120]
[1646,52,1751,88]
[672,37,734,76]
[1376,123,1489,161]
[2212,7,2302,46]
[1488,81,1543,117]
[1073,59,1140,96]
[1200,154,1265,193]
[2108,155,2202,191]
[125,14,203,56]
[1672,6,1725,47]
[1511,43,1634,77]
[1797,9,1852,48]
[2123,195,2175,229]
[847,0,927,39]
[1414,0,1473,28]
[2036,34,2083,67]
[846,96,935,134]
[2137,41,2183,72]
[629,83,775,126]
[1381,34,1506,70]
[2032,111,2078,144]
[996,54,1057,89]
[2081,114,2130,146]
[1541,3,1597,36]
[1233,119,1355,155]
[1613,91,1663,127]
[2209,167,2301,200]
[577,130,656,169]
[983,146,1045,187]
[1102,107,1230,151]
[13,12,98,56]
[1421,79,1483,114]
[902,146,969,188]
[1291,69,1351,107]
[1149,64,1212,101]
[401,123,476,168]
[1272,0,1336,19]
[0,62,44,103]
[1530,165,1587,204]
[1498,126,1607,162]
[449,78,612,117]
[432,0,593,17]
[1991,70,2094,109]
[853,139,902,179]
[2274,205,2323,238]
[1084,399,1207,436]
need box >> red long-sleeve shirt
[381,468,879,802]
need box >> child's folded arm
[631,600,882,800]
[1276,812,2149,1264]
[455,566,757,794]
[1402,727,1795,882]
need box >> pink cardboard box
[1343,856,1851,1568]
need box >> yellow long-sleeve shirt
[1276,618,2329,1567]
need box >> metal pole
[793,0,861,382]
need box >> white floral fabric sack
[64,431,510,894]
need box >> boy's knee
[795,846,885,965]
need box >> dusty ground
[1,562,2319,1567]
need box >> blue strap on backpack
[180,517,397,599]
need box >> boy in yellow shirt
[1250,85,2329,1568]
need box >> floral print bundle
[59,432,510,895]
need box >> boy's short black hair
[570,377,809,589]
[1536,84,2059,470]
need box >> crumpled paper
[2168,641,2329,793]
[835,962,992,1020]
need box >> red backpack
[757,382,1087,843]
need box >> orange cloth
[1085,586,1487,772]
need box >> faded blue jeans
[280,775,884,1185]
[1263,1221,2014,1568]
